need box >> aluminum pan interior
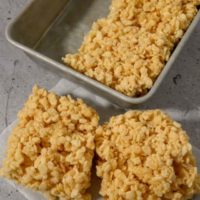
[5,0,200,107]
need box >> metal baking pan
[6,0,200,107]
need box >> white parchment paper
[0,79,199,200]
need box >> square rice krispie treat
[0,86,99,200]
[63,0,200,97]
[95,110,200,200]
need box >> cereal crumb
[0,85,99,200]
[95,110,200,199]
[63,0,200,97]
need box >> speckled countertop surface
[0,0,200,199]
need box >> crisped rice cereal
[95,110,200,200]
[0,86,99,200]
[63,0,200,97]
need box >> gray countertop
[0,0,200,199]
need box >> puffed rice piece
[95,110,200,200]
[63,0,200,97]
[0,86,99,200]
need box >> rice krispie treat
[63,0,200,97]
[95,110,200,200]
[0,86,99,200]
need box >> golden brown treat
[95,110,200,200]
[63,0,200,97]
[0,86,99,200]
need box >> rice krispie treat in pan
[0,86,99,200]
[63,0,200,97]
[95,110,200,200]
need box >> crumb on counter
[0,85,99,200]
[95,110,200,200]
[63,0,200,97]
